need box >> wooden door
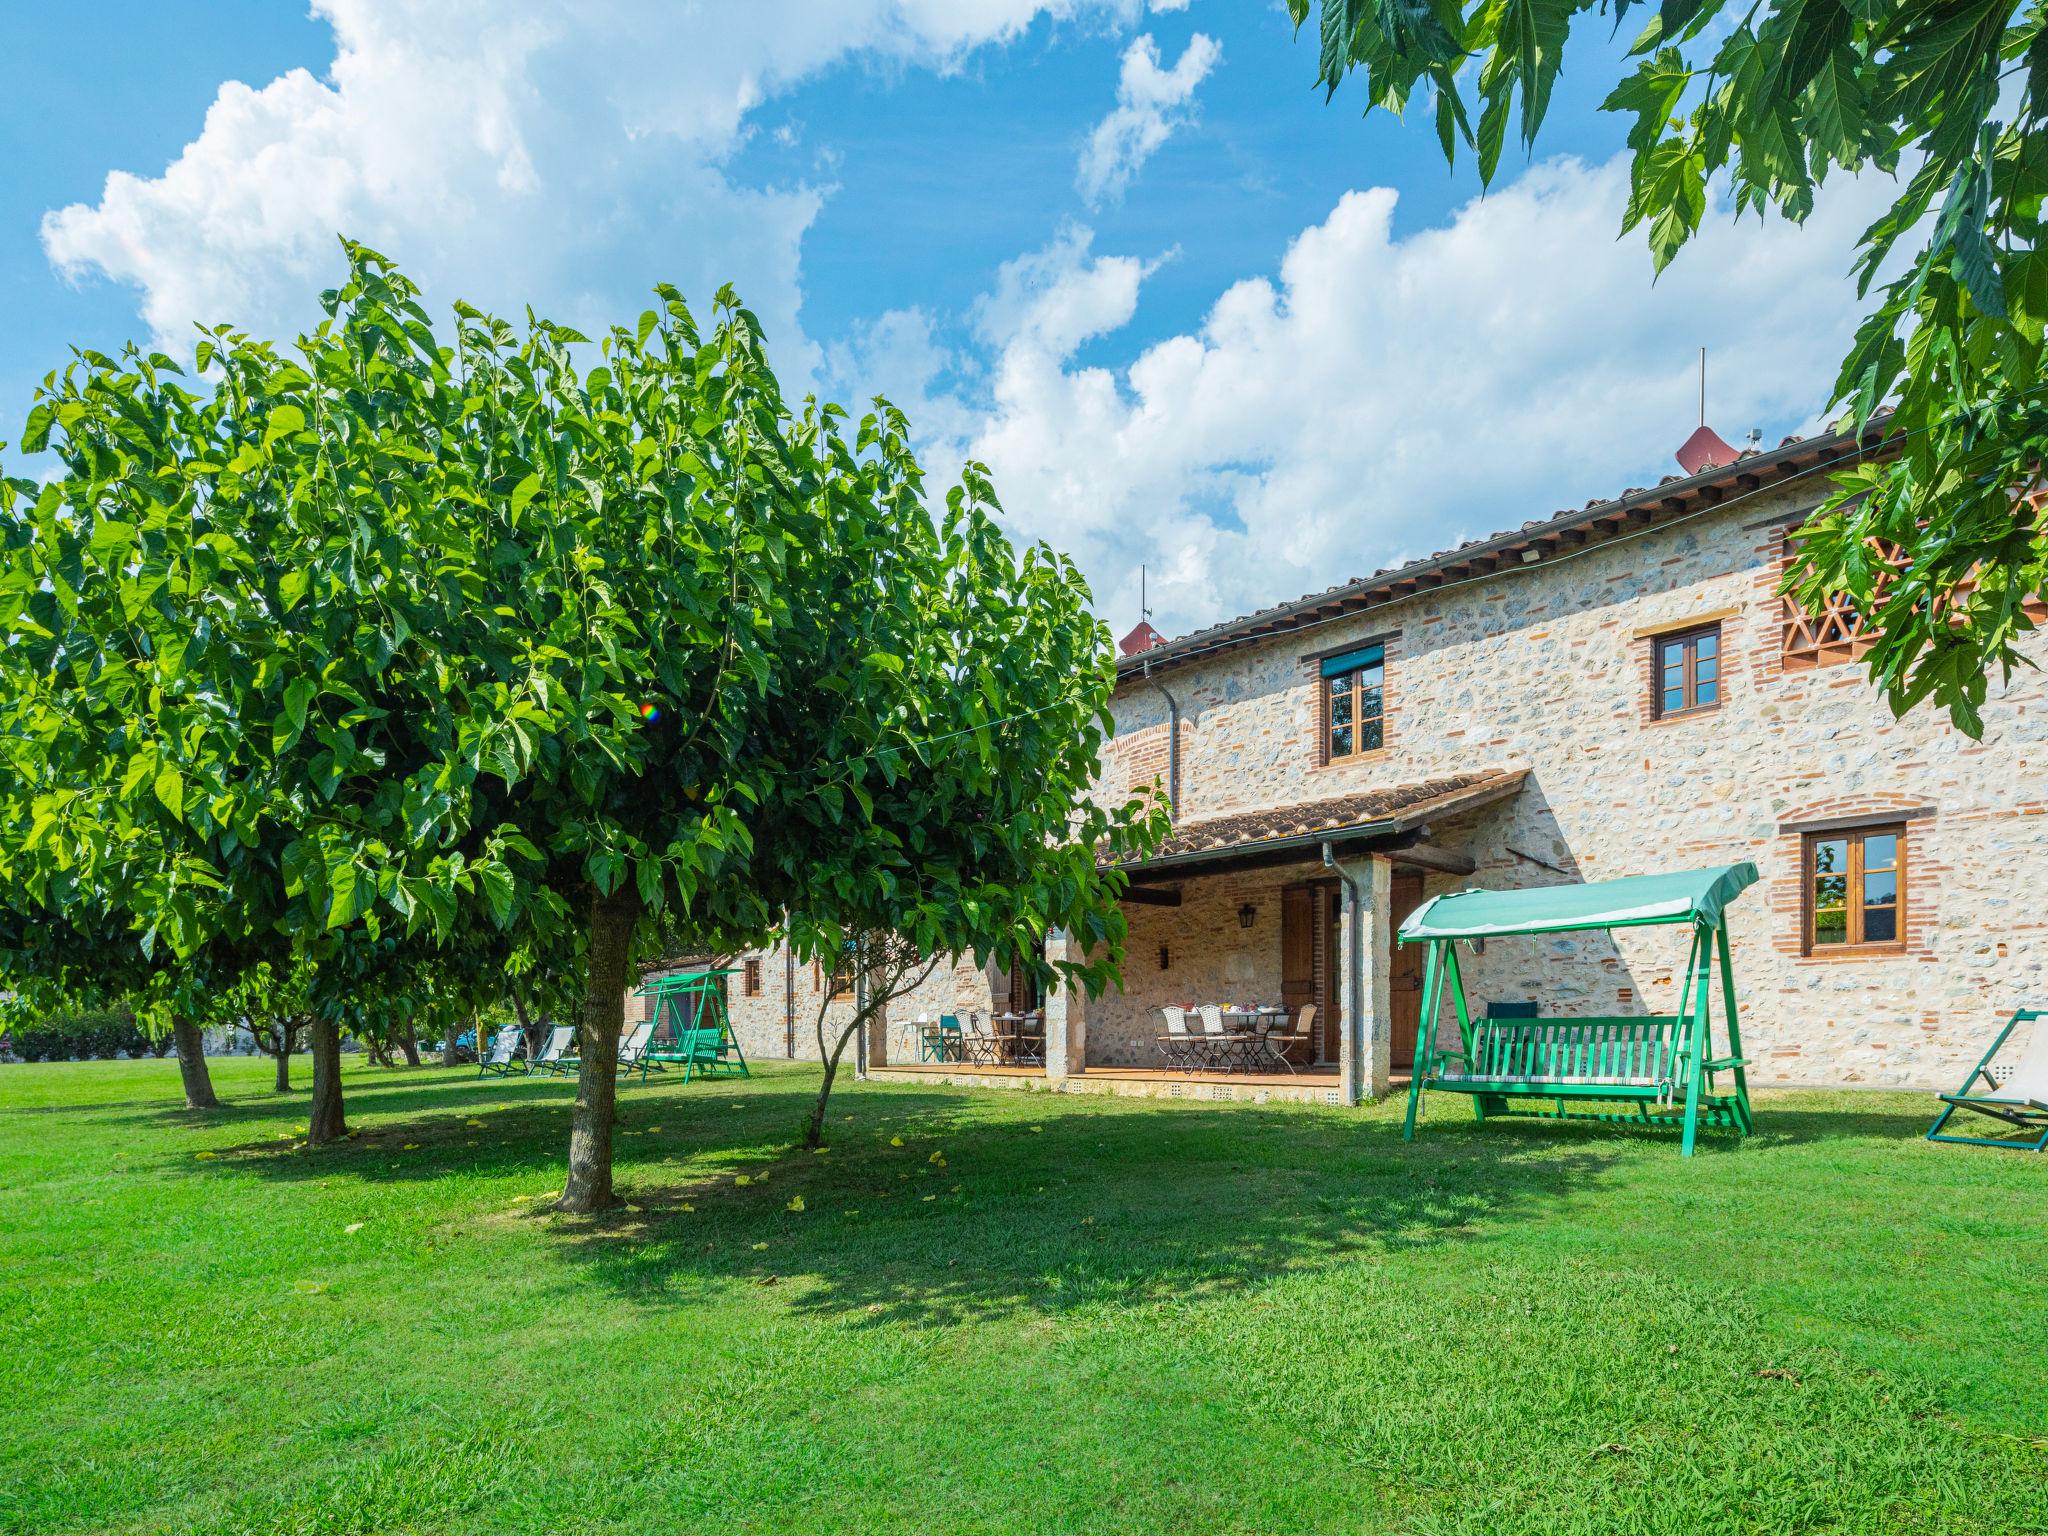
[1280,884,1315,1018]
[1388,872,1426,1071]
[1322,889,1344,1062]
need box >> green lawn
[0,1056,2041,1536]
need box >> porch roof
[1108,767,1527,876]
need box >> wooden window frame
[1649,621,1722,720]
[1801,824,1907,956]
[742,957,762,997]
[822,960,854,1001]
[1320,655,1387,765]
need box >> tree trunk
[443,1011,470,1069]
[509,984,545,1058]
[558,884,640,1214]
[171,1019,221,1110]
[308,1019,348,1145]
[273,1026,293,1094]
[398,1022,421,1068]
[804,1015,866,1150]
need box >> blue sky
[0,1,1889,637]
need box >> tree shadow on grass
[167,1073,1945,1330]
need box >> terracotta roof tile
[1117,417,1895,679]
[1114,768,1527,869]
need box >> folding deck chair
[529,1025,574,1076]
[1927,1007,2048,1150]
[477,1025,526,1077]
[616,1021,656,1079]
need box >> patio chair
[477,1025,525,1077]
[1263,1004,1314,1074]
[1013,1012,1047,1067]
[1927,1006,2048,1150]
[965,1012,1005,1066]
[1157,1006,1199,1072]
[919,1015,964,1063]
[529,1025,575,1076]
[1196,1004,1243,1073]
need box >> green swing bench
[632,970,750,1084]
[1399,863,1759,1157]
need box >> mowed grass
[0,1057,2042,1536]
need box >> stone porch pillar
[1042,927,1087,1083]
[1334,853,1393,1104]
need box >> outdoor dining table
[1221,1007,1292,1072]
[991,1012,1046,1067]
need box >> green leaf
[286,677,316,732]
[510,471,544,522]
[153,766,186,821]
[325,861,361,928]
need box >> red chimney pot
[1675,424,1740,476]
[1119,621,1165,657]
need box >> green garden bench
[640,1025,749,1083]
[1400,863,1758,1156]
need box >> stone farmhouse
[642,419,2047,1104]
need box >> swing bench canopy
[1397,863,1760,1157]
[1400,863,1759,942]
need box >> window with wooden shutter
[1318,644,1385,763]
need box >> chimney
[1118,620,1165,658]
[1675,424,1740,476]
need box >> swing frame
[1398,864,1758,1157]
[633,970,750,1083]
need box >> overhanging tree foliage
[1291,0,2048,732]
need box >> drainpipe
[784,945,795,1058]
[853,960,869,1082]
[1140,657,1180,818]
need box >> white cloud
[41,0,1143,368]
[1075,31,1220,208]
[932,156,1904,639]
[1150,0,1192,10]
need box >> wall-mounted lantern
[1238,901,1257,930]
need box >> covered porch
[871,768,1527,1105]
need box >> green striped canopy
[1399,863,1759,941]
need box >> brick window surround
[743,957,762,997]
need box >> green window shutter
[1319,644,1383,678]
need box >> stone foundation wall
[1108,483,2048,1091]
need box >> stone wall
[687,939,1004,1067]
[1104,482,2048,1090]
